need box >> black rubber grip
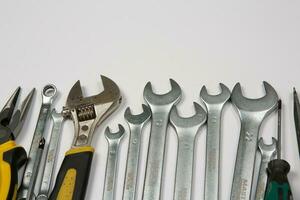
[49,149,94,200]
[2,145,27,200]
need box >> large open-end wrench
[230,82,278,200]
[200,83,230,200]
[170,102,207,200]
[103,124,125,200]
[254,138,277,200]
[142,79,181,200]
[123,105,151,200]
[18,84,57,200]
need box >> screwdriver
[293,88,300,157]
[265,100,293,200]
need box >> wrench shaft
[231,121,260,200]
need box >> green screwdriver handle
[265,159,293,200]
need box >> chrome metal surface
[18,84,57,200]
[170,102,206,200]
[36,109,64,200]
[123,105,151,200]
[200,83,230,200]
[230,82,278,200]
[103,125,125,200]
[142,79,181,200]
[62,75,122,147]
[254,138,277,200]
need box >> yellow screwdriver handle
[0,141,27,200]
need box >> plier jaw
[0,87,35,143]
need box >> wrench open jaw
[142,79,181,200]
[230,81,278,200]
[170,102,207,200]
[124,104,151,125]
[50,75,121,200]
[104,124,125,141]
[200,83,231,105]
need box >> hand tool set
[0,76,299,200]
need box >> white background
[0,1,299,199]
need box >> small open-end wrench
[170,102,207,200]
[230,82,278,200]
[254,138,277,200]
[103,124,125,200]
[18,84,57,200]
[36,109,64,200]
[142,79,181,200]
[123,105,151,200]
[200,83,230,200]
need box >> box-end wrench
[200,83,230,200]
[36,109,64,200]
[170,102,207,200]
[123,105,151,200]
[254,138,277,200]
[18,84,57,200]
[230,82,278,200]
[103,124,125,200]
[142,79,181,200]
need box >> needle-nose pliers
[0,87,34,200]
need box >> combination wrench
[103,124,125,200]
[200,83,230,200]
[254,138,277,200]
[170,102,207,200]
[36,109,64,200]
[230,82,278,200]
[123,105,151,200]
[142,79,181,200]
[18,84,57,200]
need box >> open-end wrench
[230,82,278,200]
[142,79,181,200]
[123,105,151,200]
[18,84,57,200]
[170,102,207,200]
[36,109,64,200]
[200,83,230,200]
[103,124,125,200]
[254,138,277,200]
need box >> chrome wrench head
[170,102,206,200]
[143,79,182,108]
[170,102,207,131]
[123,104,151,200]
[200,83,231,108]
[231,82,278,120]
[258,137,277,161]
[63,75,122,147]
[200,83,230,200]
[124,104,151,126]
[103,124,125,200]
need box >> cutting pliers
[0,87,34,200]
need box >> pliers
[0,87,34,200]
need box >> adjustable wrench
[230,82,278,200]
[254,138,277,200]
[200,83,230,200]
[123,105,151,200]
[170,102,206,200]
[142,79,181,200]
[103,125,125,200]
[18,84,57,200]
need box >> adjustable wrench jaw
[63,75,122,147]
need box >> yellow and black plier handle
[0,141,27,200]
